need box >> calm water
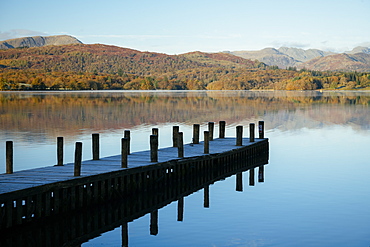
[1,90,370,246]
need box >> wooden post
[6,141,13,174]
[208,122,214,141]
[56,137,63,166]
[172,126,179,147]
[150,210,158,235]
[204,131,209,154]
[74,142,82,176]
[219,121,226,138]
[178,132,184,158]
[92,133,99,160]
[177,197,184,222]
[250,123,255,142]
[258,121,264,139]
[236,172,243,192]
[193,124,200,144]
[121,138,129,168]
[236,126,243,146]
[150,135,158,162]
[124,130,130,155]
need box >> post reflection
[249,168,255,186]
[236,172,243,192]
[258,165,265,182]
[0,160,268,247]
[177,197,184,222]
[150,210,158,236]
[204,185,210,208]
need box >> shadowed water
[0,90,369,246]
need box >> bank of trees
[1,69,370,91]
[1,44,370,91]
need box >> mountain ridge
[228,46,370,69]
[0,35,82,49]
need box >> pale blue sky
[1,0,369,54]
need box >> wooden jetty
[0,121,269,232]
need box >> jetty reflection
[0,158,268,247]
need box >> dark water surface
[1,90,369,246]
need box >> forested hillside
[1,44,369,90]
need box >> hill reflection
[1,91,369,138]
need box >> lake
[0,90,370,246]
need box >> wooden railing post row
[92,133,99,160]
[6,141,13,174]
[57,137,63,166]
[74,142,82,176]
[219,121,226,138]
[236,126,243,146]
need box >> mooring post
[172,126,179,147]
[250,123,255,142]
[124,130,130,155]
[219,121,226,138]
[193,124,200,144]
[204,131,210,154]
[6,141,13,174]
[178,132,184,158]
[74,142,82,176]
[92,133,99,160]
[258,121,264,139]
[56,137,63,166]
[208,122,214,141]
[236,126,243,146]
[150,135,158,162]
[121,138,129,168]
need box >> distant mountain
[0,35,82,49]
[229,48,294,69]
[346,46,370,54]
[229,47,335,69]
[298,53,370,72]
[229,46,370,71]
[277,47,335,62]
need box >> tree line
[1,44,370,90]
